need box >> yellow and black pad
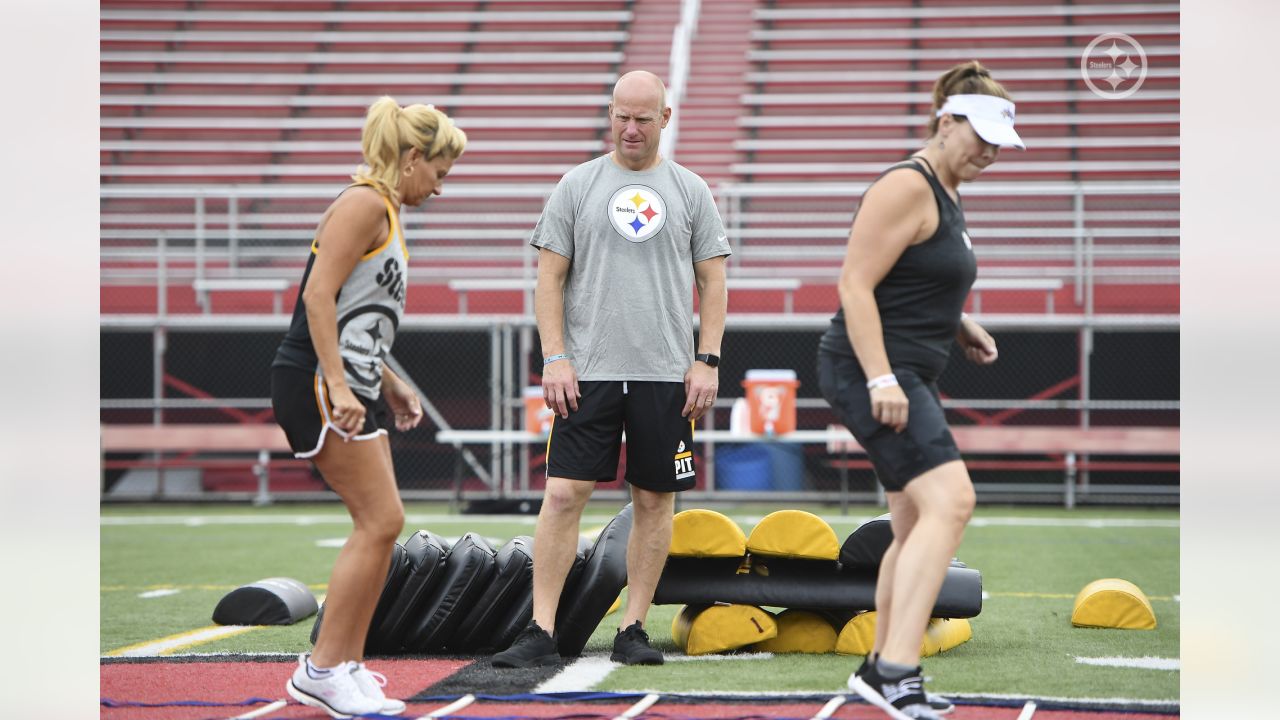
[370,530,451,652]
[555,504,635,656]
[746,509,840,561]
[840,513,894,570]
[1071,578,1157,629]
[753,609,837,654]
[836,612,973,657]
[448,535,534,652]
[672,603,777,655]
[404,532,498,652]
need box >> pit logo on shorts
[608,185,666,242]
[673,440,694,480]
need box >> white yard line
[1075,656,1180,671]
[1016,700,1038,720]
[137,588,181,598]
[535,656,619,694]
[106,625,258,657]
[418,694,475,719]
[229,700,287,719]
[665,652,775,662]
[811,695,847,720]
[613,694,660,720]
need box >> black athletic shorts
[817,351,962,491]
[545,381,696,493]
[270,365,387,458]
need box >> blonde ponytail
[352,96,468,202]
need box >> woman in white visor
[817,61,1024,720]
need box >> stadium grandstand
[100,0,1178,507]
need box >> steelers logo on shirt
[608,185,667,243]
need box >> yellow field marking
[105,625,259,657]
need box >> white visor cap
[936,94,1025,150]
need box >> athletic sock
[876,657,918,679]
[306,655,337,679]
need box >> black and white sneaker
[855,654,954,715]
[849,659,942,720]
[610,621,664,665]
[491,621,561,668]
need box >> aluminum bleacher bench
[730,161,1180,177]
[101,72,620,87]
[101,30,629,45]
[736,137,1179,152]
[101,163,579,179]
[754,3,1178,20]
[192,277,291,314]
[739,113,1179,129]
[749,23,1178,42]
[448,278,804,314]
[100,94,612,109]
[744,45,1179,63]
[101,50,624,65]
[101,423,296,504]
[739,90,1181,107]
[100,139,603,154]
[820,424,1179,508]
[99,116,606,130]
[101,9,634,23]
[741,68,1179,84]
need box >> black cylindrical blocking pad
[212,577,318,626]
[485,535,593,653]
[839,513,894,570]
[310,542,411,648]
[370,530,452,652]
[555,503,634,657]
[654,559,983,618]
[448,535,534,652]
[402,532,497,652]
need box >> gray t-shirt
[530,155,732,381]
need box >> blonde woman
[270,97,465,718]
[816,62,1022,720]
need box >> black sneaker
[855,654,954,716]
[849,659,941,720]
[610,621,663,665]
[491,621,561,668]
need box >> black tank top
[818,158,978,381]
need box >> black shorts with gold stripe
[270,365,386,459]
[546,380,696,493]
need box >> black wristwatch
[695,353,720,368]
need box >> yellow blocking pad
[670,509,747,558]
[745,510,840,560]
[606,593,621,616]
[836,612,973,657]
[672,604,777,655]
[1072,578,1157,629]
[753,609,837,654]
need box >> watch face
[698,353,720,367]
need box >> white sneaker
[352,662,407,715]
[285,653,383,719]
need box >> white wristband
[866,373,899,390]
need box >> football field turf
[101,502,1178,706]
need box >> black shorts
[817,351,961,491]
[270,365,387,458]
[546,381,696,493]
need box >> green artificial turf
[101,501,1179,700]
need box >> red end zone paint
[101,658,1178,720]
[102,658,469,719]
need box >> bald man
[492,71,731,667]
